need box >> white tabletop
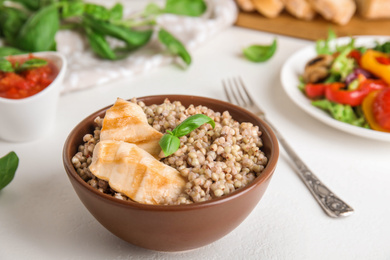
[1,24,389,259]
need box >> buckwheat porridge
[72,98,268,205]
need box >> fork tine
[222,79,232,103]
[237,76,254,106]
[224,78,242,106]
[228,78,243,106]
[232,77,248,107]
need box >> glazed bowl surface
[63,95,279,252]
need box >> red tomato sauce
[0,55,59,99]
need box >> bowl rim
[63,94,279,211]
[0,51,67,104]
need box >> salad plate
[280,36,390,142]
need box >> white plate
[280,36,390,142]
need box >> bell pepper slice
[373,87,390,129]
[325,76,387,106]
[361,49,390,85]
[362,90,390,132]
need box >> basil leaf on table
[158,29,191,65]
[164,0,207,17]
[0,151,19,190]
[16,4,60,52]
[243,38,277,63]
[0,58,14,72]
[159,114,215,157]
[0,47,25,57]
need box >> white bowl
[0,51,67,142]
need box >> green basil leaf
[84,3,111,21]
[0,58,14,72]
[159,134,181,157]
[109,3,123,20]
[0,46,26,57]
[172,114,215,137]
[243,38,277,63]
[83,16,153,47]
[17,58,48,71]
[143,3,164,17]
[0,6,29,45]
[16,4,60,52]
[158,28,191,65]
[9,0,41,10]
[0,151,19,190]
[164,0,207,17]
[85,27,117,60]
[61,1,85,19]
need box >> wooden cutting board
[235,11,390,41]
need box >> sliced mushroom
[303,54,334,83]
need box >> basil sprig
[0,57,48,73]
[159,114,215,157]
[0,152,19,190]
[164,0,207,17]
[158,29,191,65]
[243,38,277,63]
[0,0,207,65]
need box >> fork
[223,77,354,218]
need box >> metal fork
[223,77,354,218]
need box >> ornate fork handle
[261,116,354,218]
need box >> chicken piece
[89,140,186,205]
[308,0,356,25]
[283,0,316,20]
[251,0,285,18]
[100,98,163,158]
[303,54,334,83]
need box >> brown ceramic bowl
[63,95,279,252]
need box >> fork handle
[262,117,354,218]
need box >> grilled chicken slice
[100,98,163,158]
[89,140,186,205]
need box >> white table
[1,24,389,259]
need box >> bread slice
[251,0,285,18]
[355,0,390,19]
[283,0,316,20]
[236,0,256,11]
[308,0,356,25]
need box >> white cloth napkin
[56,0,238,93]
